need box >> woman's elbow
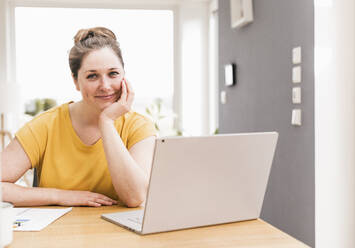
[124,194,145,208]
[125,200,142,208]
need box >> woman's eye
[109,71,119,77]
[87,74,97,79]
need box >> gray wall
[218,0,314,247]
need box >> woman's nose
[99,76,111,90]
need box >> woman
[0,27,156,208]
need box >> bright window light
[15,7,174,118]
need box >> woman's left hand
[99,78,134,124]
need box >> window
[15,7,174,129]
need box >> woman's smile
[95,93,117,100]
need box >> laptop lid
[141,132,278,234]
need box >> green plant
[145,98,165,132]
[145,98,183,136]
[25,98,57,116]
[145,98,219,136]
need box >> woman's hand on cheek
[99,78,134,124]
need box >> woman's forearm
[99,119,148,207]
[2,182,59,207]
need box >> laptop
[101,132,278,234]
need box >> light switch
[224,64,236,86]
[292,109,302,126]
[292,87,301,104]
[292,66,301,83]
[221,91,227,104]
[292,46,301,64]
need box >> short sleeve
[15,116,48,169]
[126,113,157,150]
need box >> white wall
[178,3,209,135]
[315,0,355,247]
[208,0,218,135]
[0,1,5,239]
[0,0,9,84]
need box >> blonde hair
[69,27,124,79]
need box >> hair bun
[74,27,117,43]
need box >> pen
[13,219,30,227]
[15,219,29,222]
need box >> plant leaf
[146,107,152,115]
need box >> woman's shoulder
[124,111,152,121]
[15,103,70,151]
[26,102,69,128]
[117,111,157,149]
[114,111,156,134]
[118,111,153,127]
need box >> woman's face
[74,47,124,112]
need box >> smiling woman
[69,27,125,113]
[15,7,174,118]
[0,27,157,208]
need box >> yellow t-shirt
[15,102,157,201]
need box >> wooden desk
[10,206,309,248]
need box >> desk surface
[10,206,309,248]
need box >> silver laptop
[101,132,278,234]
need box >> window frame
[4,0,212,135]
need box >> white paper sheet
[13,207,72,231]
